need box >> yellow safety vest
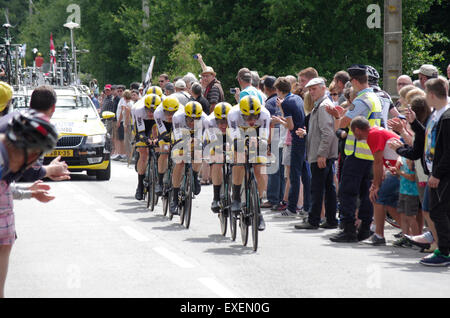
[344,89,382,161]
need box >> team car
[12,85,113,180]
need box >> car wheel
[96,161,111,181]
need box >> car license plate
[45,149,74,157]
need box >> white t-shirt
[117,98,132,123]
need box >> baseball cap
[165,82,175,92]
[104,84,112,90]
[413,64,438,78]
[175,79,187,89]
[305,77,326,88]
[263,76,277,89]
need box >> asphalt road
[7,161,449,298]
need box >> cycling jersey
[172,108,208,141]
[132,98,156,136]
[227,105,271,140]
[154,104,179,135]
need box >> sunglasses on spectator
[330,93,339,96]
[397,82,410,86]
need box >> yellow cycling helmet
[214,102,232,120]
[184,101,203,119]
[144,94,161,110]
[146,86,163,97]
[162,96,180,112]
[0,81,13,112]
[239,95,261,116]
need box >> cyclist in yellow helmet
[0,81,13,113]
[153,95,181,196]
[206,102,232,213]
[132,94,161,200]
[227,95,271,231]
[146,86,163,98]
[169,101,208,215]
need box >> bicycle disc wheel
[183,168,193,229]
[249,177,260,252]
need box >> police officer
[326,65,382,243]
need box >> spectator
[389,96,438,253]
[273,77,306,217]
[158,74,170,89]
[115,90,132,161]
[251,71,267,103]
[183,72,198,90]
[327,64,382,243]
[297,67,319,98]
[234,68,263,104]
[172,79,191,105]
[91,92,100,112]
[328,81,340,105]
[190,82,210,115]
[294,78,339,230]
[413,64,439,90]
[393,156,421,247]
[397,85,417,111]
[261,76,285,210]
[196,53,225,112]
[349,116,401,246]
[333,71,351,105]
[420,77,450,266]
[164,82,175,96]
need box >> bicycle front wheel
[249,177,260,252]
[183,167,193,229]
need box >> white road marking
[153,246,195,269]
[198,277,237,298]
[95,209,119,222]
[120,226,150,242]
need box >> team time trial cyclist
[154,96,179,197]
[207,102,233,213]
[169,101,208,215]
[132,93,161,200]
[228,95,271,231]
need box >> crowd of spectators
[93,57,450,267]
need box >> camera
[230,88,237,94]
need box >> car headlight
[86,134,106,145]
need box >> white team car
[12,85,114,180]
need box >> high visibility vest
[344,90,382,160]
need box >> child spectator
[394,157,421,247]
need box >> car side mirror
[101,111,115,119]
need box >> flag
[143,56,155,93]
[50,33,56,65]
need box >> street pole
[142,0,149,82]
[383,0,402,100]
[64,22,80,85]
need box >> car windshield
[12,94,99,119]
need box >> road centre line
[120,226,150,242]
[198,277,237,298]
[153,246,195,269]
[95,208,119,222]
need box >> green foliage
[2,0,449,90]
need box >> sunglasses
[330,93,338,96]
[243,114,260,121]
[164,110,176,116]
[216,118,228,125]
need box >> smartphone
[193,54,198,60]
[230,88,237,94]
